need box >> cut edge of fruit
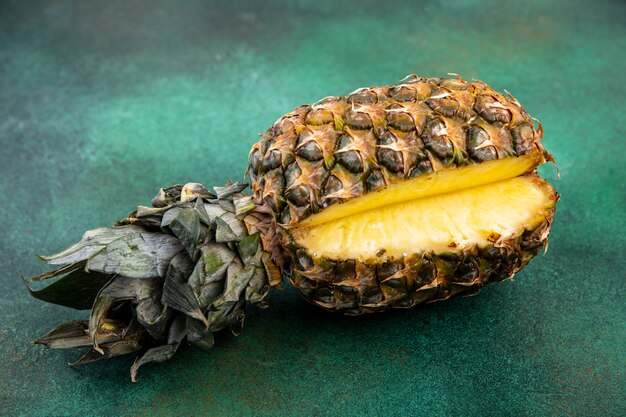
[297,150,545,229]
[292,173,556,261]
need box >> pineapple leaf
[161,206,204,258]
[208,298,246,333]
[23,267,112,310]
[86,228,183,278]
[151,184,183,207]
[39,228,120,265]
[34,319,135,350]
[192,244,234,282]
[135,205,172,217]
[236,233,260,264]
[202,203,228,224]
[193,197,211,226]
[208,260,253,332]
[215,213,246,242]
[245,265,269,305]
[118,214,163,230]
[180,183,215,202]
[188,244,235,309]
[213,182,247,199]
[162,253,207,326]
[40,226,183,278]
[186,316,215,349]
[217,198,236,212]
[135,298,171,340]
[89,276,162,352]
[130,315,186,382]
[220,260,254,305]
[233,195,256,218]
[197,282,225,311]
[71,340,143,366]
[33,320,92,349]
[129,344,179,382]
[30,261,84,282]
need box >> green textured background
[1,0,624,416]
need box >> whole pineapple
[26,75,558,381]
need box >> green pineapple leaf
[23,266,111,310]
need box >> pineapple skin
[286,203,555,314]
[249,76,546,226]
[248,76,556,314]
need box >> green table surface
[1,1,624,416]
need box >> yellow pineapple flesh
[292,173,555,259]
[296,150,543,229]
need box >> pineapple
[25,75,558,381]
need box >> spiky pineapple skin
[249,76,544,226]
[248,76,553,314]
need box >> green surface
[1,0,625,415]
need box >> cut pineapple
[293,174,555,259]
[248,76,558,314]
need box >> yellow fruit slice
[298,151,544,229]
[292,174,556,260]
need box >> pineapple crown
[24,182,271,381]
